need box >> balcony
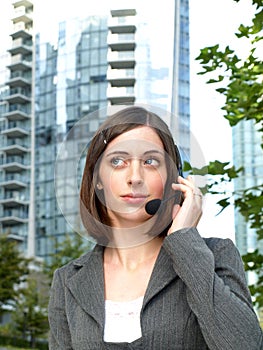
[13,1,33,9]
[111,9,136,17]
[11,22,32,40]
[0,173,27,189]
[0,191,29,207]
[8,37,32,56]
[0,209,28,225]
[12,6,33,25]
[108,16,136,34]
[1,121,30,137]
[107,50,136,69]
[108,33,136,52]
[3,104,31,121]
[107,68,135,87]
[7,54,32,71]
[6,74,31,88]
[1,138,30,154]
[4,87,31,104]
[0,155,30,171]
[107,86,135,105]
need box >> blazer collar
[65,243,177,328]
[66,245,105,328]
[143,245,178,308]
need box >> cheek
[148,170,167,195]
[101,171,120,198]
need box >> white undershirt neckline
[104,296,144,343]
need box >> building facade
[232,120,263,276]
[0,0,33,252]
[0,0,190,260]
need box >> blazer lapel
[143,246,178,308]
[65,244,177,327]
[66,245,105,328]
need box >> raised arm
[163,228,263,350]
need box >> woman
[48,106,263,349]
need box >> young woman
[48,106,263,349]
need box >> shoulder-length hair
[80,106,181,245]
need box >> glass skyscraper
[232,121,263,281]
[0,0,190,260]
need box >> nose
[127,159,144,186]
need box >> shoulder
[204,236,244,267]
[204,236,238,254]
[204,236,236,251]
[53,244,103,280]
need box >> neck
[107,216,159,248]
[104,236,163,271]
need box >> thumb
[172,204,180,219]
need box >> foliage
[194,0,263,308]
[12,270,50,348]
[0,234,30,314]
[43,233,94,284]
[0,333,48,349]
[0,232,92,347]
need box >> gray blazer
[48,228,263,349]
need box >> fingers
[168,175,203,235]
[171,175,203,201]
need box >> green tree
[0,234,30,314]
[194,0,263,309]
[12,271,50,348]
[44,233,94,284]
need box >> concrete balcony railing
[8,37,32,55]
[1,120,30,137]
[11,21,33,39]
[0,208,29,225]
[12,5,33,24]
[3,104,31,120]
[0,155,30,171]
[7,54,32,71]
[108,16,137,34]
[0,138,30,154]
[108,33,136,51]
[4,87,31,104]
[107,50,136,69]
[107,85,135,105]
[0,173,28,189]
[107,68,135,87]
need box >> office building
[0,0,33,252]
[232,121,263,279]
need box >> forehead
[105,126,164,154]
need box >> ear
[96,182,103,190]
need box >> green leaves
[44,233,94,284]
[194,0,263,309]
[0,234,30,313]
[235,185,263,240]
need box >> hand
[167,176,203,235]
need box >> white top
[104,296,144,343]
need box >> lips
[120,193,149,204]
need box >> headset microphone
[145,191,182,215]
[145,143,184,216]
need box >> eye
[144,158,160,167]
[110,157,125,168]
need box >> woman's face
[98,126,168,228]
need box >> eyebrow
[105,150,165,157]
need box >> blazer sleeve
[48,268,73,350]
[163,227,263,350]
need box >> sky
[0,0,255,242]
[189,0,254,240]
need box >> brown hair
[80,106,181,245]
